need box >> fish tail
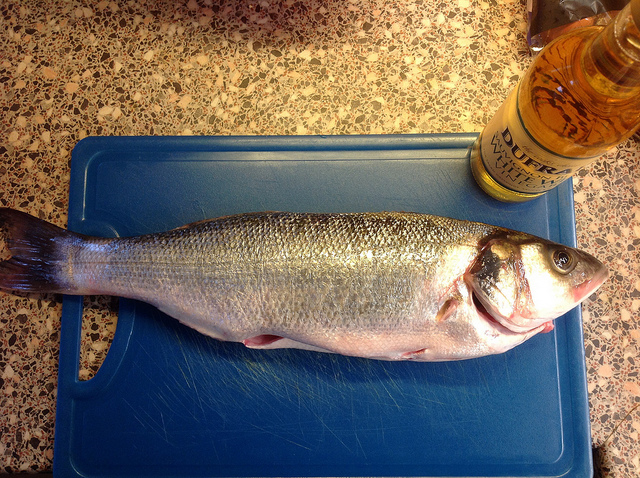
[0,208,76,293]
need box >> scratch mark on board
[249,423,313,451]
[316,414,353,454]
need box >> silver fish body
[0,208,607,361]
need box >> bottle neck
[581,0,640,97]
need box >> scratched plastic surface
[53,134,592,477]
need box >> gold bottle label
[478,88,599,195]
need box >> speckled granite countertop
[1,0,639,476]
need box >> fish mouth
[573,267,609,302]
[471,292,537,335]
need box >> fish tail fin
[0,208,76,293]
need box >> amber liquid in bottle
[471,0,640,202]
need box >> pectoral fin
[435,298,459,322]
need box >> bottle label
[478,89,599,194]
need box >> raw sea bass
[0,208,607,361]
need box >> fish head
[465,235,608,333]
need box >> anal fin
[241,335,338,355]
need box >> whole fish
[0,208,607,361]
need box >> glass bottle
[470,0,640,202]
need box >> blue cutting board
[53,134,592,477]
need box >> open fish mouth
[471,292,538,336]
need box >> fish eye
[551,248,575,274]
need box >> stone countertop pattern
[0,0,639,475]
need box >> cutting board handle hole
[78,295,119,381]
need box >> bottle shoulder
[516,27,640,156]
